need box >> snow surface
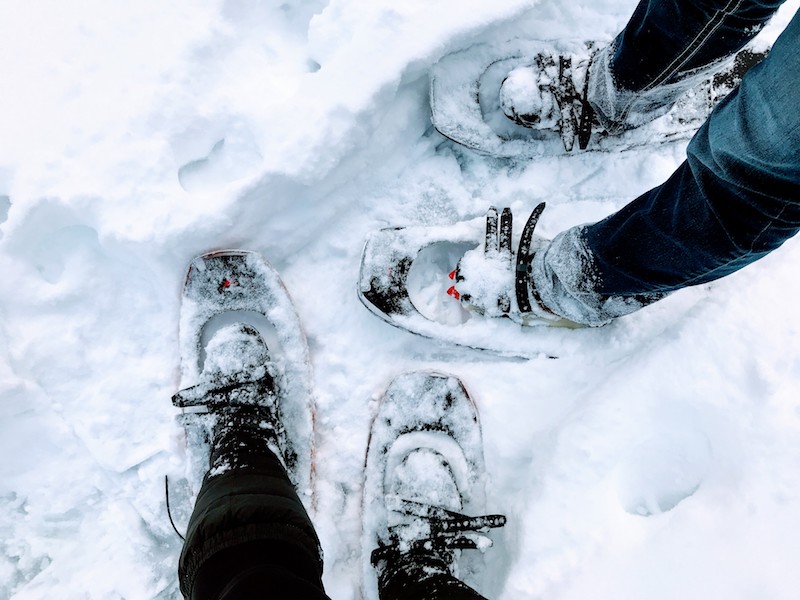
[2,0,800,598]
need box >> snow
[199,323,269,384]
[457,239,518,319]
[499,64,558,128]
[1,0,800,598]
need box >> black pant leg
[193,541,330,599]
[178,428,327,599]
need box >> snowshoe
[357,205,580,358]
[361,371,506,599]
[172,250,314,497]
[430,38,769,159]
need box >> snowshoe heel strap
[515,202,545,315]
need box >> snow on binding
[172,250,314,497]
[361,371,505,599]
[358,209,581,358]
[430,38,768,159]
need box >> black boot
[175,323,325,599]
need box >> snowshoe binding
[499,52,594,151]
[447,203,563,325]
[362,371,506,599]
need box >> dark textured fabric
[178,436,324,599]
[611,0,785,92]
[193,542,329,600]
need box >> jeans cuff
[587,41,730,133]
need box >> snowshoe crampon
[430,37,768,159]
[173,250,314,496]
[357,214,580,358]
[361,371,505,599]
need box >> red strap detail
[448,269,457,280]
[446,285,460,300]
[219,278,237,292]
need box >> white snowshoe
[172,250,314,497]
[358,205,580,358]
[430,38,768,158]
[361,371,506,599]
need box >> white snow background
[2,0,800,598]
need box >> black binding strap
[515,203,546,315]
[172,371,277,409]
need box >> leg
[179,418,329,600]
[532,8,800,325]
[613,0,786,90]
[590,0,786,130]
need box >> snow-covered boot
[173,322,286,471]
[363,372,506,599]
[502,42,771,142]
[588,43,770,135]
[449,203,580,328]
[497,42,709,148]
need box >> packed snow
[499,64,559,128]
[2,0,800,598]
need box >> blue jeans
[612,0,786,91]
[533,0,800,325]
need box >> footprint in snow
[616,427,712,516]
[173,118,263,193]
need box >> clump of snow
[456,246,516,318]
[201,323,269,383]
[391,449,462,514]
[499,64,560,128]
